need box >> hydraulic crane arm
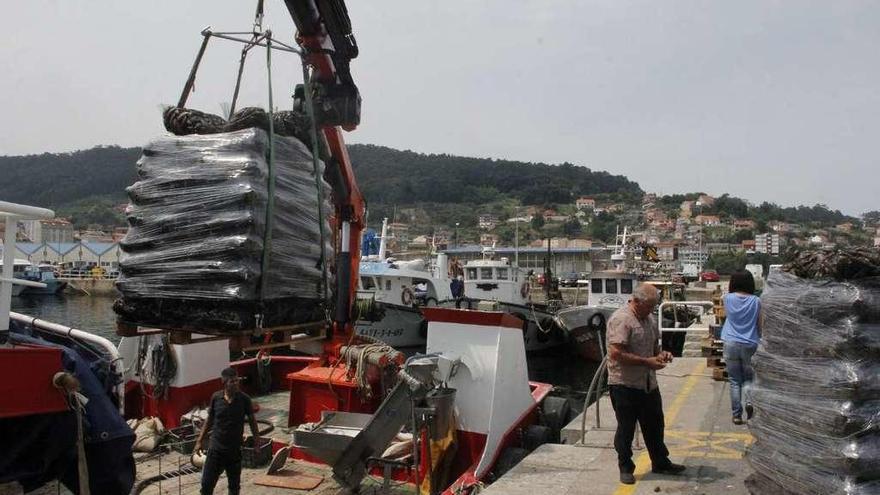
[283,0,365,337]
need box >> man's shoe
[652,463,686,475]
[745,402,754,420]
[732,416,744,425]
[619,471,636,485]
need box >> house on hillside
[698,194,715,207]
[19,218,75,244]
[478,214,498,230]
[480,233,499,246]
[694,215,721,226]
[741,239,756,253]
[733,219,756,231]
[655,241,677,261]
[768,221,794,233]
[680,201,695,219]
[575,197,596,210]
[644,208,667,223]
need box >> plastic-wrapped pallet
[745,260,880,495]
[114,127,332,333]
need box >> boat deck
[481,357,754,494]
[29,359,753,495]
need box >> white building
[755,233,780,255]
[20,218,75,244]
[478,214,498,230]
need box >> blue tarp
[1,321,135,494]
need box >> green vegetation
[348,145,642,206]
[706,252,786,275]
[656,192,857,227]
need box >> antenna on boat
[378,217,388,260]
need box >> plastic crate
[165,424,202,455]
[241,436,273,468]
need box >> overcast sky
[2,1,878,215]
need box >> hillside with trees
[0,143,642,229]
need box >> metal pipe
[1,218,18,332]
[581,356,608,444]
[9,311,125,414]
[0,277,47,288]
[0,202,54,219]
[205,31,301,54]
[177,32,212,108]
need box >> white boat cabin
[463,256,529,304]
[358,255,452,307]
[588,270,638,308]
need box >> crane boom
[283,0,365,339]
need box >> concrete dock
[483,357,754,495]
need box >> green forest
[0,143,641,228]
[0,143,862,234]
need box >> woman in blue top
[721,270,761,425]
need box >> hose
[131,464,201,495]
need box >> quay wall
[62,278,118,297]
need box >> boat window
[620,279,633,294]
[466,267,478,280]
[385,279,392,291]
[605,279,618,294]
[361,276,376,290]
[496,268,508,280]
[480,267,493,280]
[591,279,603,294]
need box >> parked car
[559,272,580,287]
[700,270,720,282]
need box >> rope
[257,32,277,316]
[53,373,90,495]
[301,61,330,305]
[137,335,177,401]
[344,343,396,400]
[528,304,552,334]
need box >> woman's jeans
[723,341,757,418]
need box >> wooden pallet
[706,356,725,369]
[701,336,724,357]
[116,320,327,349]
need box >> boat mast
[514,207,519,267]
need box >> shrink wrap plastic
[114,128,331,332]
[746,269,880,494]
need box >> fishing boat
[355,219,454,348]
[451,245,567,352]
[0,259,34,296]
[1,201,135,494]
[19,264,68,295]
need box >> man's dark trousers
[609,385,671,473]
[200,449,241,495]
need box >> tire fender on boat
[401,287,415,306]
[520,282,530,299]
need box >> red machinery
[280,0,403,425]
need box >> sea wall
[62,278,118,297]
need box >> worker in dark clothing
[195,367,260,495]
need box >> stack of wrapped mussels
[746,248,880,495]
[113,107,332,333]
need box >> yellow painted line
[612,361,706,495]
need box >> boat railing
[1,201,54,333]
[657,300,716,333]
[9,311,125,414]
